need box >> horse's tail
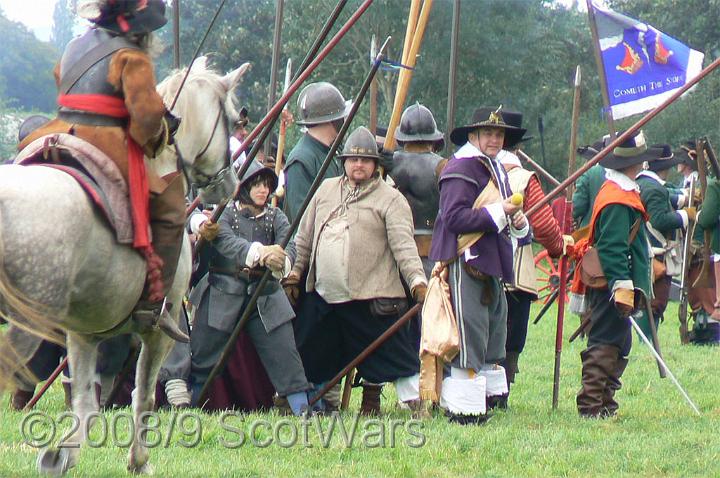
[0,205,63,394]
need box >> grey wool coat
[189,203,296,334]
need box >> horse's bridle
[175,100,232,190]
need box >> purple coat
[429,151,519,283]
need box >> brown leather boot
[602,356,628,417]
[11,388,34,411]
[577,344,619,418]
[133,175,188,342]
[359,383,383,416]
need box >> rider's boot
[132,175,188,342]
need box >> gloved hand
[282,271,301,306]
[562,234,575,256]
[683,206,697,222]
[412,284,428,304]
[693,188,703,204]
[613,288,635,317]
[198,220,220,241]
[164,109,181,145]
[259,244,286,272]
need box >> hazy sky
[0,0,58,41]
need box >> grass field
[2,300,719,477]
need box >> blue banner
[591,1,704,119]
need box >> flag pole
[586,0,617,138]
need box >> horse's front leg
[128,330,173,475]
[37,332,99,476]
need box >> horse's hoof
[36,447,72,476]
[128,462,154,475]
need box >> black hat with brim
[496,109,532,149]
[450,107,527,148]
[96,0,168,34]
[647,144,682,171]
[599,130,662,169]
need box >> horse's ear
[190,56,208,73]
[220,62,251,92]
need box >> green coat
[696,179,720,253]
[637,172,684,250]
[283,133,342,223]
[594,203,652,297]
[573,164,606,228]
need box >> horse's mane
[157,60,239,127]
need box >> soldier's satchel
[580,219,641,289]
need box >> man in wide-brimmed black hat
[429,106,530,424]
[573,130,657,418]
[637,144,695,333]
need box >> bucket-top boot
[577,344,620,418]
[132,175,188,342]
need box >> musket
[271,58,292,208]
[552,65,581,410]
[525,56,720,218]
[635,288,666,379]
[678,175,696,344]
[264,0,285,159]
[445,0,460,150]
[197,38,392,406]
[23,357,68,410]
[517,150,561,188]
[189,0,370,239]
[173,0,180,68]
[692,138,713,288]
[703,138,720,178]
[308,304,421,407]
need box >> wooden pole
[552,66,581,410]
[173,0,180,68]
[265,0,285,159]
[271,59,292,208]
[369,35,378,135]
[445,0,460,149]
[384,0,435,151]
[585,0,617,138]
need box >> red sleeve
[525,175,564,257]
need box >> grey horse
[0,57,249,475]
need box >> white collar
[605,168,640,192]
[454,142,494,161]
[637,169,665,185]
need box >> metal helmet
[238,159,279,193]
[338,126,380,161]
[17,115,50,143]
[296,82,351,126]
[395,103,444,144]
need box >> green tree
[51,0,78,51]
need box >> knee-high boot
[602,355,628,417]
[576,344,619,418]
[133,175,188,342]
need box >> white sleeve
[483,202,509,232]
[245,242,264,268]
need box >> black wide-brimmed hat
[498,109,533,149]
[647,144,682,171]
[599,130,663,170]
[90,0,168,34]
[450,106,527,147]
[677,140,698,170]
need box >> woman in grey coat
[189,161,311,415]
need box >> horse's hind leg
[37,332,99,476]
[128,330,173,475]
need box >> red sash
[58,94,151,250]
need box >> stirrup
[132,298,190,343]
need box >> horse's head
[155,57,251,202]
